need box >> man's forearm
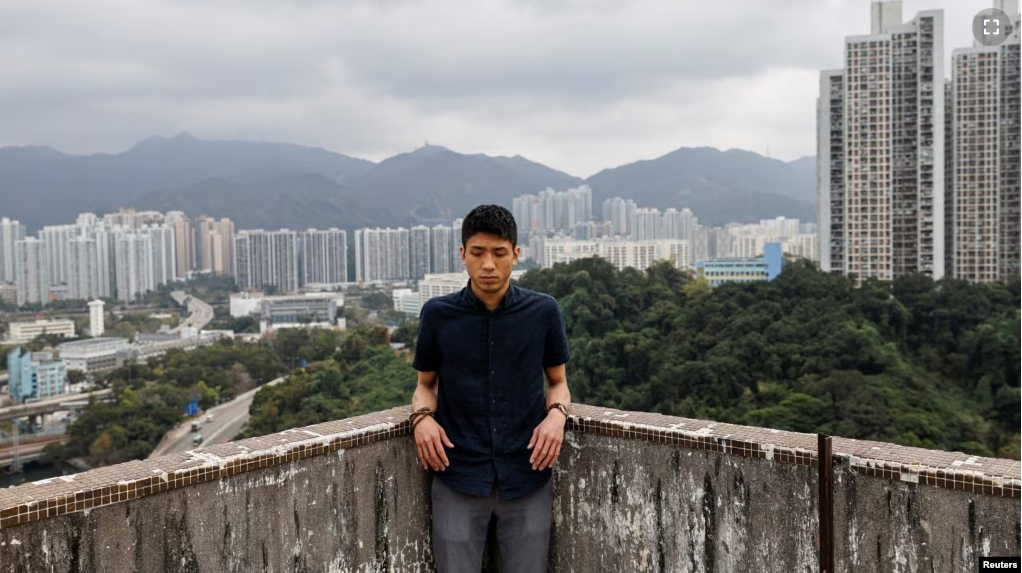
[545,381,571,410]
[412,381,438,412]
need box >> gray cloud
[0,0,994,177]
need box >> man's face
[461,232,520,293]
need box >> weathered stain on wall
[833,460,1021,573]
[0,440,434,573]
[550,431,819,573]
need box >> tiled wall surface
[2,403,1018,531]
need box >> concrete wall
[0,439,433,573]
[1,404,1018,573]
[833,461,1021,573]
[549,431,819,573]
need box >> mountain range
[0,133,816,232]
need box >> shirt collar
[461,279,518,312]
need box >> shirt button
[493,428,497,433]
[490,370,494,375]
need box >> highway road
[170,291,214,333]
[149,377,285,458]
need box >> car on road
[205,414,214,422]
[193,434,203,446]
[190,422,202,432]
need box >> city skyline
[0,0,996,178]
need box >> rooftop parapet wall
[0,404,1018,573]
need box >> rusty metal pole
[818,434,834,573]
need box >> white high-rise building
[67,237,100,300]
[512,186,593,232]
[38,224,79,287]
[452,218,464,267]
[235,230,300,292]
[88,299,105,337]
[431,225,455,274]
[354,227,412,283]
[143,224,177,287]
[946,2,1020,282]
[114,231,154,302]
[602,197,637,237]
[14,238,49,306]
[301,228,348,285]
[632,208,661,241]
[0,217,27,283]
[410,225,431,280]
[88,225,117,299]
[817,1,945,280]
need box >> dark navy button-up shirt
[412,280,571,501]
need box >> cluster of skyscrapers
[354,221,462,283]
[1,212,178,306]
[0,210,355,305]
[512,186,593,234]
[818,0,1020,283]
[234,228,348,292]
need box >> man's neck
[470,279,510,311]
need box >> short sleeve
[412,302,440,372]
[543,299,571,368]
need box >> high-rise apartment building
[194,216,236,276]
[14,238,49,306]
[301,228,348,285]
[113,231,153,302]
[67,237,100,300]
[410,225,431,280]
[431,225,455,273]
[38,224,79,287]
[817,1,945,280]
[354,228,411,283]
[169,216,194,278]
[602,197,638,237]
[144,224,177,287]
[946,2,1021,281]
[235,230,300,292]
[513,186,593,233]
[0,217,27,283]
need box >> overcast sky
[0,0,998,177]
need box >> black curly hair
[461,204,517,248]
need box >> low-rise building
[695,243,786,287]
[5,319,76,344]
[57,337,130,373]
[6,348,68,402]
[392,288,422,317]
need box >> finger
[421,438,441,471]
[543,442,563,470]
[533,435,552,469]
[431,435,449,468]
[529,433,545,464]
[540,437,558,470]
[440,427,454,449]
[416,443,427,470]
[527,428,538,450]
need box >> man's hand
[414,416,454,471]
[527,410,566,470]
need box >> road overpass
[170,291,214,333]
[0,389,113,422]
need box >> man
[410,204,571,573]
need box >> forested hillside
[245,261,1020,459]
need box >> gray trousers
[431,477,553,573]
